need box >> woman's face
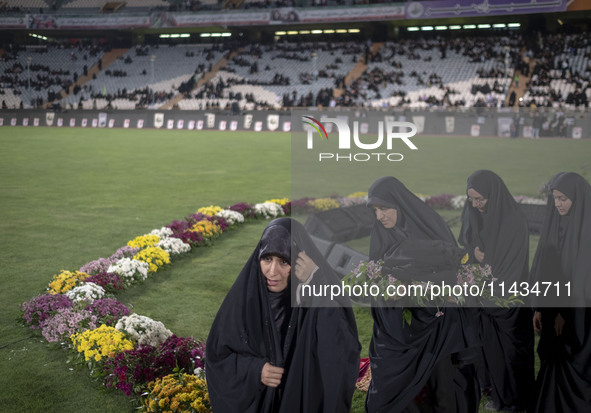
[260,255,291,292]
[467,188,488,213]
[552,189,573,216]
[373,206,398,229]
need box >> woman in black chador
[365,176,479,413]
[530,172,591,412]
[205,218,360,413]
[458,170,534,412]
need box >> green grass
[1,127,589,412]
[293,134,591,198]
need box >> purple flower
[79,258,114,275]
[210,215,229,232]
[228,202,254,216]
[281,202,291,216]
[84,272,125,293]
[185,213,208,224]
[425,194,455,210]
[110,246,140,261]
[290,197,316,215]
[40,307,98,342]
[103,335,206,397]
[22,294,74,329]
[366,261,382,280]
[86,298,130,326]
[166,220,191,235]
[172,231,204,247]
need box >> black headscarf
[205,218,360,413]
[368,176,456,261]
[458,170,534,411]
[459,170,530,288]
[530,173,591,412]
[530,172,591,307]
[365,177,478,413]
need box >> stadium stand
[1,23,589,111]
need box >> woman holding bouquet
[458,170,534,412]
[365,176,479,413]
[530,172,591,412]
[205,218,360,413]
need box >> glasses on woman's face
[467,196,487,206]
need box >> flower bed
[21,199,291,411]
[21,192,543,411]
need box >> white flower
[254,202,284,219]
[65,282,106,303]
[216,209,245,225]
[194,367,205,379]
[514,195,546,205]
[107,258,149,285]
[156,237,191,256]
[115,313,172,347]
[451,195,467,209]
[150,227,174,239]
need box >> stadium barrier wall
[0,109,588,139]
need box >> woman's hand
[554,313,566,336]
[261,362,284,388]
[533,311,542,333]
[474,246,485,263]
[295,251,317,283]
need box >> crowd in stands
[1,30,589,111]
[520,32,590,108]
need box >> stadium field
[1,126,590,412]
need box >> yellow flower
[347,191,367,198]
[47,270,90,294]
[461,253,469,265]
[144,373,211,412]
[264,198,290,206]
[307,198,340,211]
[197,205,223,216]
[127,234,159,249]
[70,325,134,363]
[189,220,222,239]
[133,246,170,273]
